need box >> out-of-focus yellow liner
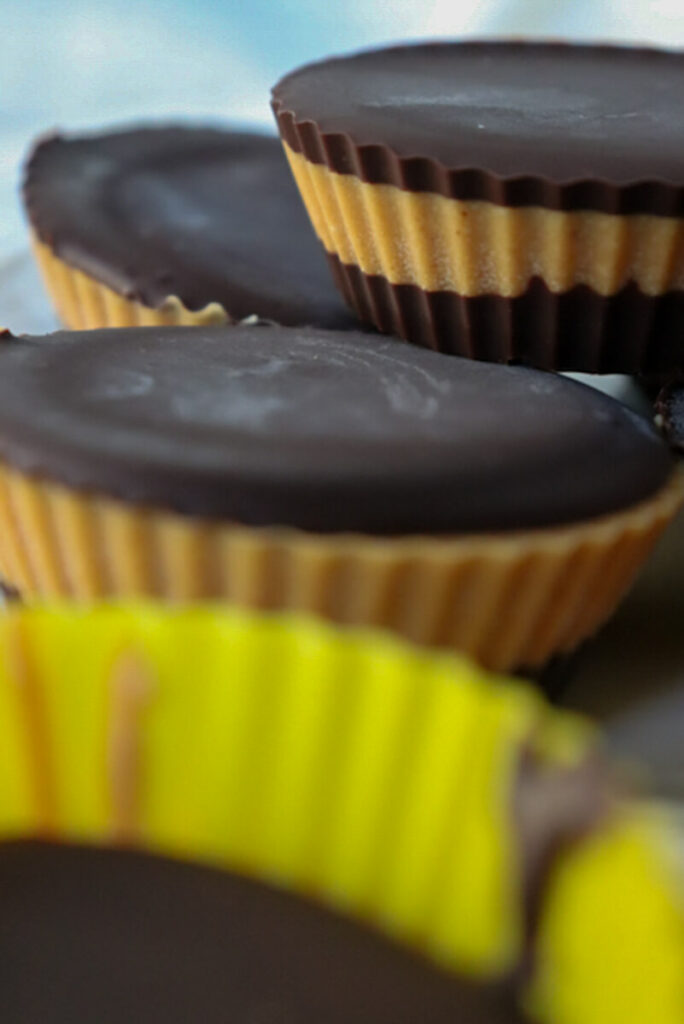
[0,464,681,672]
[529,806,684,1024]
[283,144,684,298]
[0,603,586,975]
[0,604,681,1024]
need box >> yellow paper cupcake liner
[283,144,684,300]
[0,604,681,1024]
[0,464,680,671]
[0,603,583,975]
[528,806,684,1024]
[31,236,231,329]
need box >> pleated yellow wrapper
[0,604,681,1023]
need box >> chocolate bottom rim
[328,255,684,373]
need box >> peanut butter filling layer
[284,145,684,299]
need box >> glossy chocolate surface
[0,325,671,532]
[0,841,521,1024]
[273,42,684,215]
[24,126,356,328]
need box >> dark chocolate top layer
[23,126,356,328]
[0,325,671,533]
[0,841,521,1024]
[656,378,684,453]
[272,42,684,215]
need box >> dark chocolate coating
[23,126,357,329]
[0,325,671,533]
[272,42,684,215]
[0,841,521,1024]
[656,378,684,453]
[329,255,684,373]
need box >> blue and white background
[3,0,684,255]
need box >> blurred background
[2,0,684,255]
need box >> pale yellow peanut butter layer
[284,144,684,298]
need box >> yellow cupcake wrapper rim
[0,464,680,671]
[528,805,684,1024]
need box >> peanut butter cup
[0,322,678,670]
[23,126,357,331]
[0,605,682,1024]
[272,41,684,371]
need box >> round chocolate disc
[0,324,671,534]
[0,841,519,1024]
[24,126,357,328]
[273,42,684,214]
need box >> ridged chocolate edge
[328,254,684,373]
[272,42,684,217]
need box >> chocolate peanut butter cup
[23,126,357,331]
[272,41,684,371]
[0,605,682,1024]
[0,322,678,671]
